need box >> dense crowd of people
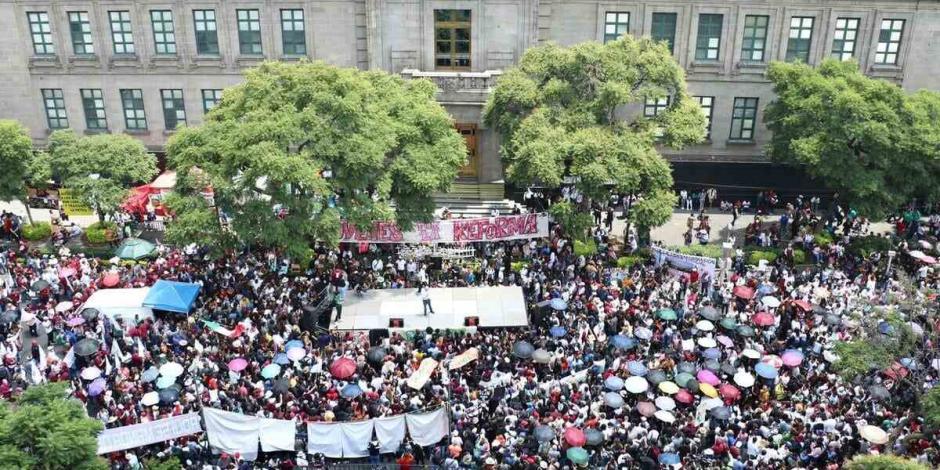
[0,196,938,470]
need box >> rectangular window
[696,96,714,140]
[730,97,758,141]
[695,14,723,60]
[651,12,677,53]
[109,11,135,54]
[434,10,471,70]
[202,89,222,113]
[831,17,859,61]
[643,96,670,118]
[875,19,905,65]
[120,89,147,130]
[161,89,186,130]
[237,9,262,55]
[150,10,176,55]
[193,10,219,55]
[80,89,107,130]
[281,9,306,56]
[42,89,68,129]
[68,12,95,55]
[741,15,769,62]
[786,16,814,62]
[27,12,55,55]
[603,12,630,44]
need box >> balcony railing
[400,69,502,93]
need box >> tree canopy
[483,36,706,237]
[0,120,34,203]
[166,61,466,257]
[765,59,940,217]
[46,130,158,221]
[0,382,105,470]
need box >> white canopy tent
[80,288,153,321]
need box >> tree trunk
[23,194,34,225]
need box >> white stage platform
[332,286,529,331]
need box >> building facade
[1,0,939,192]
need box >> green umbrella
[720,317,738,330]
[566,447,589,465]
[115,238,156,260]
[657,308,678,321]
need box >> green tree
[765,59,940,217]
[844,455,929,470]
[0,382,106,470]
[47,130,158,222]
[483,36,705,240]
[0,120,38,223]
[923,387,940,429]
[166,61,466,257]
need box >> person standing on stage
[418,284,434,316]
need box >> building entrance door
[456,123,478,179]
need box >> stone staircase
[433,181,518,218]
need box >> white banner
[260,418,296,452]
[97,412,202,455]
[374,415,406,453]
[203,408,260,461]
[651,245,717,281]
[405,408,449,447]
[340,213,549,244]
[407,358,439,390]
[340,420,375,458]
[307,422,344,458]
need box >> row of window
[27,8,307,58]
[604,12,906,65]
[643,96,759,142]
[41,88,223,131]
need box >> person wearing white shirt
[418,284,434,315]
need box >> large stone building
[1,0,939,198]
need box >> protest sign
[97,412,202,454]
[339,213,549,244]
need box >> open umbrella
[697,370,719,386]
[659,453,681,466]
[674,372,694,387]
[584,429,604,447]
[88,378,107,397]
[566,447,589,465]
[699,306,719,321]
[261,363,281,379]
[696,320,715,332]
[513,341,534,359]
[563,428,586,447]
[685,379,700,394]
[755,363,778,379]
[627,361,648,376]
[737,325,755,337]
[330,357,357,379]
[720,363,736,377]
[341,383,363,399]
[604,392,624,409]
[869,385,890,400]
[859,425,888,444]
[657,308,677,321]
[55,301,74,313]
[535,426,554,442]
[101,273,120,288]
[720,317,737,330]
[605,376,624,391]
[634,327,653,340]
[159,362,184,378]
[81,308,100,321]
[761,296,781,308]
[273,353,290,365]
[658,381,680,395]
[624,376,649,394]
[719,384,740,401]
[792,299,812,311]
[752,312,775,327]
[31,279,50,291]
[80,367,101,381]
[74,338,99,356]
[286,339,305,350]
[58,266,77,278]
[115,238,157,260]
[141,391,160,406]
[741,348,760,360]
[0,310,18,324]
[228,358,248,372]
[156,376,176,389]
[636,401,656,417]
[710,406,732,420]
[654,410,675,423]
[66,316,85,327]
[550,298,567,311]
[610,334,636,350]
[781,350,804,367]
[647,370,667,385]
[549,326,567,338]
[697,337,717,348]
[701,397,724,411]
[532,348,552,364]
[761,355,784,369]
[716,335,734,348]
[699,383,718,398]
[734,372,755,387]
[732,285,755,299]
[825,314,841,326]
[141,367,159,382]
[703,359,721,372]
[367,347,387,364]
[702,348,721,360]
[655,396,676,411]
[158,388,179,405]
[287,347,306,362]
[678,362,697,374]
[675,389,694,404]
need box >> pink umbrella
[781,350,804,367]
[732,285,755,299]
[636,401,656,417]
[228,358,248,372]
[697,369,720,386]
[563,427,586,447]
[792,300,812,312]
[58,266,77,278]
[719,383,740,401]
[716,335,734,347]
[330,357,357,379]
[761,355,784,369]
[674,389,694,404]
[66,317,85,327]
[752,312,775,327]
[101,273,120,288]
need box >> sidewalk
[0,199,99,227]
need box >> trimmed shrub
[792,249,807,265]
[510,261,530,272]
[85,221,118,245]
[617,255,644,268]
[814,230,835,247]
[747,250,778,265]
[847,235,894,258]
[573,239,597,257]
[845,455,929,470]
[672,244,723,260]
[21,222,52,241]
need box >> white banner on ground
[203,408,260,461]
[651,245,717,280]
[374,415,407,453]
[339,213,549,244]
[407,358,439,390]
[260,418,296,452]
[307,422,344,458]
[97,412,202,455]
[405,408,449,447]
[341,420,375,458]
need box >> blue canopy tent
[142,280,201,314]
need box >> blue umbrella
[286,340,304,350]
[757,284,775,296]
[261,363,282,379]
[549,326,567,338]
[156,376,176,389]
[900,357,918,370]
[550,298,567,311]
[273,353,290,365]
[878,321,895,335]
[341,383,363,399]
[702,348,721,360]
[605,376,624,391]
[627,361,648,376]
[634,327,653,340]
[604,391,624,409]
[513,341,535,359]
[755,362,778,379]
[659,453,681,465]
[610,335,636,350]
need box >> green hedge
[617,255,645,268]
[573,239,597,257]
[21,222,52,241]
[847,235,894,258]
[671,244,723,259]
[747,250,778,265]
[814,230,835,247]
[85,221,118,245]
[792,248,807,265]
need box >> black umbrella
[513,341,534,359]
[367,347,387,365]
[80,308,100,321]
[720,363,736,377]
[140,366,159,383]
[0,310,18,324]
[704,359,721,372]
[74,338,100,356]
[869,384,890,400]
[273,377,290,393]
[813,305,827,315]
[158,388,180,405]
[698,306,720,321]
[31,279,50,291]
[710,406,732,420]
[825,314,841,326]
[584,428,604,446]
[685,379,700,394]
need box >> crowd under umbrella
[512,341,534,359]
[654,410,675,423]
[563,427,586,447]
[566,447,589,465]
[228,358,248,372]
[675,389,694,404]
[860,425,889,445]
[66,316,85,327]
[0,309,18,324]
[341,383,363,399]
[702,348,721,360]
[141,391,159,407]
[734,372,756,388]
[88,378,107,397]
[286,339,304,350]
[678,362,697,375]
[655,396,676,411]
[737,325,755,337]
[604,376,624,391]
[710,406,732,420]
[604,391,624,409]
[658,381,680,395]
[719,383,741,401]
[716,335,734,348]
[657,308,678,321]
[158,387,180,405]
[782,349,805,367]
[74,338,99,356]
[30,279,50,291]
[156,376,176,389]
[627,361,648,376]
[698,306,719,321]
[697,370,720,386]
[752,312,776,327]
[159,362,184,378]
[532,348,551,364]
[584,428,605,447]
[697,337,717,349]
[261,363,281,379]
[659,453,681,466]
[825,314,842,326]
[647,369,667,385]
[610,334,636,350]
[869,384,891,400]
[703,359,721,373]
[80,308,100,321]
[720,317,738,330]
[755,362,779,380]
[741,348,761,360]
[720,363,737,377]
[674,372,694,388]
[273,353,290,365]
[81,366,101,381]
[624,376,649,394]
[732,285,755,300]
[695,320,715,332]
[549,326,567,338]
[534,426,555,443]
[634,327,653,340]
[115,238,157,260]
[286,347,306,362]
[101,272,120,288]
[272,377,290,394]
[330,357,357,379]
[140,367,159,383]
[549,298,567,311]
[367,346,387,365]
[636,401,656,417]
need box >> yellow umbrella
[699,383,718,398]
[658,381,680,395]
